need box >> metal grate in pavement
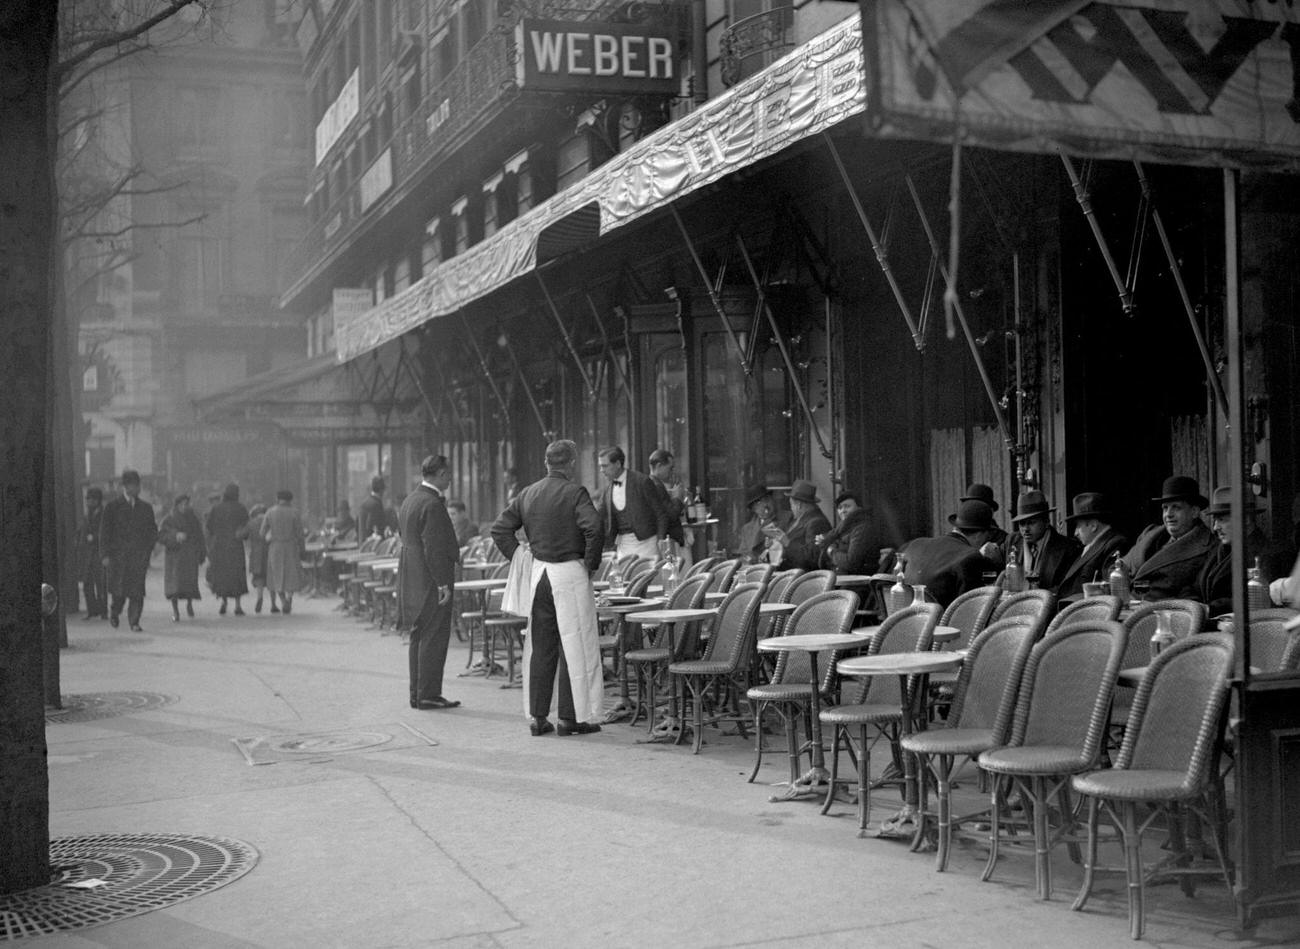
[0,833,258,940]
[46,692,178,724]
[231,721,437,765]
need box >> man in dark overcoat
[1122,475,1218,601]
[1004,490,1081,592]
[1057,492,1130,600]
[78,486,107,619]
[397,455,460,710]
[100,469,158,631]
[900,500,1000,608]
[358,475,387,540]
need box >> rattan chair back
[990,589,1057,640]
[770,590,861,686]
[1248,619,1300,672]
[624,569,655,599]
[699,582,763,670]
[487,560,511,580]
[705,557,742,594]
[946,616,1038,738]
[783,569,835,609]
[622,557,656,580]
[736,563,775,594]
[684,555,720,578]
[767,569,803,603]
[646,573,710,654]
[1046,595,1122,636]
[1122,600,1207,669]
[939,584,1002,651]
[1009,620,1125,764]
[849,602,941,707]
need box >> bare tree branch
[78,214,206,240]
[56,1,206,82]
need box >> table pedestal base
[871,804,938,850]
[769,767,831,802]
[602,699,635,723]
[458,659,505,678]
[637,715,685,744]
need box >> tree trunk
[0,0,57,894]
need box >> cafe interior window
[655,347,688,487]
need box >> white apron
[517,558,604,723]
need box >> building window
[172,216,225,309]
[269,205,304,294]
[432,25,456,83]
[175,86,222,153]
[423,216,442,270]
[555,133,592,192]
[461,0,486,53]
[451,196,469,255]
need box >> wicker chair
[1071,633,1236,939]
[624,573,711,729]
[940,585,1004,651]
[704,557,742,594]
[977,620,1126,900]
[752,570,806,681]
[668,582,764,754]
[745,590,861,784]
[989,589,1057,637]
[1113,600,1208,742]
[819,602,942,832]
[901,616,1039,871]
[735,562,775,594]
[783,570,836,609]
[596,569,657,668]
[1045,595,1123,636]
[684,555,720,578]
[1247,619,1300,672]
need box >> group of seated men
[734,474,1295,612]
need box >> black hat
[959,483,999,511]
[948,499,995,531]
[1152,475,1208,509]
[744,485,770,508]
[1010,490,1053,524]
[786,480,821,505]
[86,487,103,501]
[1064,492,1112,523]
[1206,486,1254,517]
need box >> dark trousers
[409,594,453,702]
[528,572,574,721]
[82,565,106,616]
[110,593,143,626]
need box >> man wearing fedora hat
[899,499,999,607]
[1195,486,1280,615]
[1056,492,1130,600]
[735,485,793,564]
[960,483,1009,564]
[1004,490,1080,592]
[1121,475,1217,601]
[766,480,831,570]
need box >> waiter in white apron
[491,439,606,737]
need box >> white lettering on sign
[594,34,618,76]
[528,28,673,80]
[531,31,564,72]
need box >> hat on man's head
[1206,486,1255,518]
[744,485,771,508]
[120,469,141,486]
[1152,475,1208,509]
[1010,490,1054,524]
[959,483,999,511]
[949,499,995,531]
[1064,491,1112,523]
[786,480,821,505]
[86,487,102,501]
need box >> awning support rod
[400,339,443,427]
[536,271,596,399]
[1133,160,1230,422]
[903,174,1015,449]
[669,204,751,377]
[824,132,924,351]
[734,233,834,461]
[459,314,512,427]
[1060,152,1137,316]
[499,331,550,438]
[585,293,632,406]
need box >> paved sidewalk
[28,577,1297,947]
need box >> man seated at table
[1196,486,1284,615]
[818,491,876,575]
[1004,490,1080,592]
[767,480,831,570]
[1122,475,1217,601]
[900,499,1000,607]
[1056,491,1129,600]
[961,483,1009,566]
[448,499,479,548]
[734,485,792,564]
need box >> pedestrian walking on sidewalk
[398,454,461,710]
[246,503,275,613]
[262,490,304,614]
[491,438,605,738]
[78,486,107,619]
[207,483,250,615]
[100,469,158,632]
[159,495,205,621]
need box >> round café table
[836,650,967,844]
[758,631,872,801]
[455,577,510,678]
[596,596,666,721]
[624,606,719,742]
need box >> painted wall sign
[514,18,678,95]
[314,68,359,166]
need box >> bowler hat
[959,483,999,511]
[1152,475,1208,509]
[86,487,102,501]
[948,499,995,531]
[1010,490,1054,524]
[1064,491,1112,523]
[786,480,821,505]
[1206,485,1254,517]
[744,485,771,508]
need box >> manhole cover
[0,833,258,940]
[232,722,437,765]
[46,692,178,724]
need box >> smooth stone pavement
[28,573,1298,947]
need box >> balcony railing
[719,8,794,88]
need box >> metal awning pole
[824,132,925,350]
[903,175,1015,448]
[734,233,834,461]
[500,332,550,438]
[458,314,512,426]
[1060,151,1137,316]
[585,293,632,404]
[669,204,751,377]
[536,271,596,399]
[1134,160,1231,423]
[1225,168,1249,683]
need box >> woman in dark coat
[159,495,205,621]
[206,483,250,615]
[246,503,276,614]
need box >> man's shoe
[409,699,418,709]
[130,624,143,632]
[557,720,601,736]
[416,697,461,710]
[109,615,119,628]
[530,718,554,737]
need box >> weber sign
[514,18,677,95]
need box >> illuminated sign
[514,18,677,95]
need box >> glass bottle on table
[608,561,624,596]
[889,553,912,613]
[1149,610,1175,658]
[1004,545,1026,593]
[1109,552,1132,605]
[1247,556,1271,610]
